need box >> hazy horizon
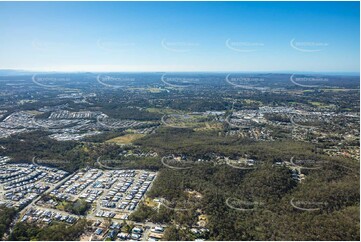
[0,1,359,73]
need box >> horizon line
[0,68,359,76]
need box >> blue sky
[0,1,359,73]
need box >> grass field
[147,107,182,115]
[194,122,223,131]
[144,197,158,207]
[27,110,43,115]
[106,133,146,144]
[308,101,336,108]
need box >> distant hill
[0,69,35,76]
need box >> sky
[0,1,359,73]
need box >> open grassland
[106,133,146,144]
[147,108,183,115]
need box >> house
[132,227,143,234]
[151,226,164,233]
[117,232,129,240]
[130,233,141,240]
[94,228,103,235]
[107,230,117,239]
[149,233,163,239]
